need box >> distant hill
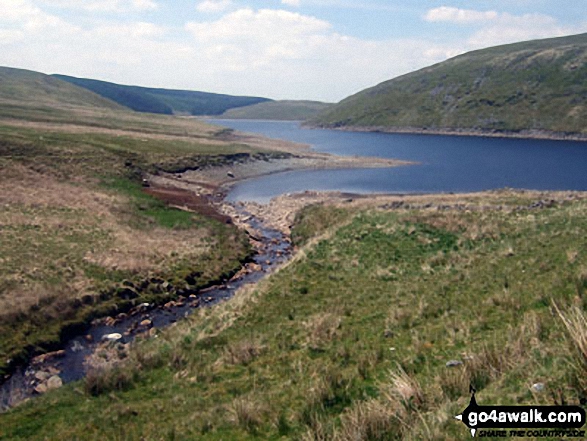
[311,33,587,137]
[0,67,122,110]
[53,75,271,116]
[220,100,332,121]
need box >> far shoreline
[304,123,587,143]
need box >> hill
[220,100,332,120]
[53,75,271,116]
[0,67,122,111]
[0,65,294,388]
[311,33,587,137]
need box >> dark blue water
[209,120,587,203]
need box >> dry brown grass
[0,163,119,212]
[329,367,425,441]
[383,366,425,411]
[228,397,267,432]
[333,400,400,441]
[555,303,587,371]
[0,118,227,145]
[0,98,220,138]
[0,164,209,320]
[305,313,342,350]
[223,338,265,366]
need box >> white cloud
[0,29,25,45]
[182,8,455,99]
[131,0,157,10]
[1,3,583,102]
[38,0,158,12]
[186,9,331,45]
[196,0,233,13]
[93,22,166,38]
[467,13,578,48]
[0,0,78,35]
[423,7,587,52]
[0,4,473,100]
[281,0,301,7]
[424,7,498,24]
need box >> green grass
[3,192,587,439]
[221,100,332,121]
[312,33,587,135]
[0,121,270,179]
[0,104,270,379]
[0,66,122,111]
[0,165,251,379]
[103,177,207,229]
[53,74,271,116]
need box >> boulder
[249,263,262,272]
[139,319,153,328]
[34,371,51,382]
[34,383,48,394]
[47,375,63,390]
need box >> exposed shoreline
[147,128,415,202]
[305,124,587,143]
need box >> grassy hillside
[3,191,587,439]
[0,67,293,382]
[221,100,332,121]
[0,67,122,111]
[54,75,271,116]
[312,33,587,136]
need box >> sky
[0,1,586,102]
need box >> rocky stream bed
[0,204,292,411]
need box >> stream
[0,204,292,411]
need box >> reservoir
[208,120,587,203]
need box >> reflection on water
[208,120,587,204]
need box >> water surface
[209,120,587,203]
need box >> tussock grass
[224,338,265,366]
[228,397,267,432]
[305,313,342,350]
[0,109,257,377]
[3,192,587,440]
[555,304,587,381]
[84,362,137,397]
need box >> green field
[311,33,587,136]
[3,191,587,440]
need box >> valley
[1,29,587,441]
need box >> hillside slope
[221,100,332,120]
[311,33,587,137]
[0,67,122,110]
[0,64,298,384]
[53,75,271,116]
[3,191,587,439]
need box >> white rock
[531,382,545,393]
[101,333,123,342]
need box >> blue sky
[0,0,585,101]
